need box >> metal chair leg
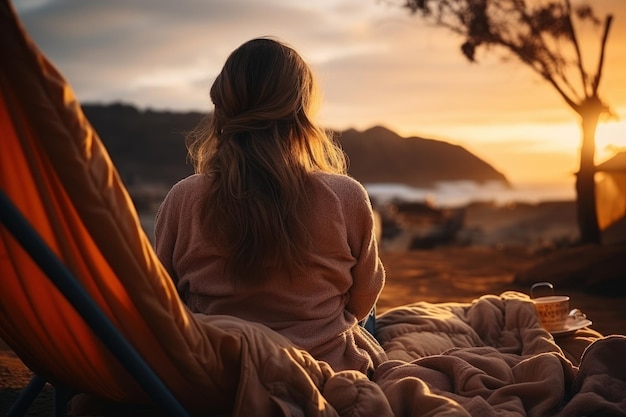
[6,374,46,417]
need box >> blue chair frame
[0,190,190,417]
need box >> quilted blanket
[372,291,626,417]
[69,291,625,417]
[282,291,624,417]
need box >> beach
[2,200,625,415]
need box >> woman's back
[155,171,385,373]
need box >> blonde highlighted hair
[187,37,347,285]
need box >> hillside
[83,103,201,186]
[82,103,508,190]
[339,126,508,187]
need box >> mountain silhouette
[338,126,508,187]
[82,103,508,190]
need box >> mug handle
[530,282,554,299]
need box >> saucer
[550,317,593,336]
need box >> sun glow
[409,114,626,184]
[596,118,626,162]
[436,118,626,158]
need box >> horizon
[15,0,626,185]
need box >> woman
[154,37,386,374]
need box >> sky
[13,0,626,187]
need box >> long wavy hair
[187,37,347,285]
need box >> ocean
[365,180,576,208]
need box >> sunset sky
[14,0,626,187]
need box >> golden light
[596,118,626,163]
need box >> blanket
[372,291,624,417]
[70,292,625,417]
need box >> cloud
[13,0,626,183]
[17,0,366,110]
[17,0,423,114]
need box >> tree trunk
[575,99,602,244]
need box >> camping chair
[0,190,189,416]
[1,1,355,416]
[0,0,233,414]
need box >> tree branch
[592,14,613,94]
[539,68,580,111]
[510,3,581,102]
[488,31,580,109]
[564,0,590,97]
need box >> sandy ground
[2,201,625,415]
[377,248,626,337]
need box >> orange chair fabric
[0,1,242,413]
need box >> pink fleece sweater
[154,172,386,373]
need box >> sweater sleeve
[340,178,386,320]
[154,183,181,285]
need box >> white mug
[530,282,570,332]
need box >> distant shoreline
[366,180,576,208]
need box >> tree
[400,0,614,244]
